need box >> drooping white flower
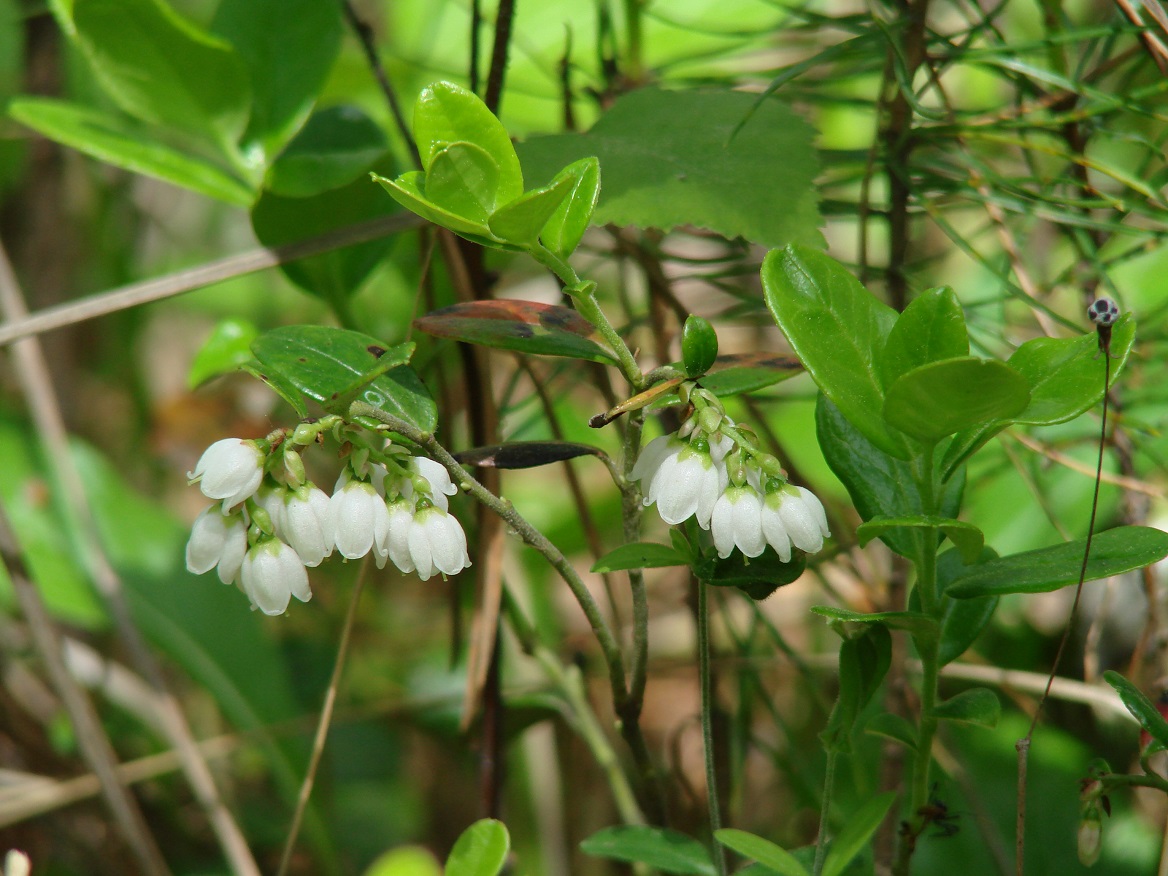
[330,478,390,559]
[185,504,248,584]
[711,485,766,559]
[382,498,417,572]
[240,538,312,616]
[189,438,265,509]
[760,491,793,562]
[630,434,679,484]
[283,483,334,566]
[252,484,287,536]
[402,456,458,511]
[386,502,471,581]
[640,436,726,529]
[773,485,831,554]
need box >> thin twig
[484,0,517,113]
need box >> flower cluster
[185,432,471,616]
[632,403,829,562]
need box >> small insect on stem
[899,783,960,853]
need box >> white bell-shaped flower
[711,485,766,559]
[330,479,390,559]
[381,498,417,572]
[390,502,471,581]
[639,435,726,529]
[240,538,312,616]
[283,483,334,567]
[402,456,458,511]
[760,491,793,563]
[772,485,831,554]
[189,438,265,509]
[185,505,248,584]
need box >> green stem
[813,749,839,876]
[699,581,728,876]
[623,0,644,82]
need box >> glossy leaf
[363,847,442,876]
[865,712,918,750]
[188,317,258,388]
[73,0,251,153]
[372,171,499,242]
[933,687,1000,728]
[517,88,820,248]
[821,792,897,876]
[211,0,341,159]
[581,826,716,876]
[488,173,574,243]
[250,326,434,429]
[591,543,689,573]
[882,358,1030,445]
[696,353,804,397]
[941,316,1135,479]
[243,360,308,418]
[412,81,523,204]
[265,105,387,198]
[715,830,808,876]
[857,516,984,565]
[681,315,719,378]
[811,606,938,642]
[700,547,807,601]
[426,141,502,223]
[816,396,963,563]
[454,441,605,469]
[444,819,509,876]
[8,98,253,205]
[947,526,1168,597]
[935,547,999,666]
[414,300,616,363]
[1104,670,1168,749]
[540,156,601,257]
[878,286,968,387]
[764,246,910,459]
[252,166,399,299]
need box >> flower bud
[681,314,718,377]
[283,449,306,487]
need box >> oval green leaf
[936,547,999,666]
[363,847,442,876]
[264,105,387,198]
[701,547,807,601]
[821,792,897,876]
[445,819,509,876]
[540,156,601,257]
[1104,670,1168,749]
[714,829,808,876]
[933,687,1000,728]
[426,141,503,223]
[878,286,968,387]
[372,171,499,241]
[947,525,1168,598]
[581,826,716,876]
[857,515,984,565]
[811,606,938,641]
[488,174,574,244]
[883,357,1030,445]
[188,317,258,388]
[591,542,689,574]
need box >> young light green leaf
[488,173,574,244]
[264,105,387,198]
[372,171,499,242]
[591,543,689,573]
[426,141,503,223]
[947,526,1168,598]
[878,286,968,387]
[73,0,252,156]
[581,826,716,876]
[362,847,442,876]
[517,88,820,248]
[412,81,523,203]
[188,317,258,388]
[933,687,1001,728]
[444,819,509,876]
[714,829,809,876]
[821,792,897,876]
[882,358,1030,445]
[8,98,254,205]
[811,606,938,641]
[857,516,984,565]
[540,156,601,257]
[765,246,910,459]
[1104,670,1168,749]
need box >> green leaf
[714,829,809,876]
[681,315,719,378]
[1104,670,1168,749]
[821,625,890,753]
[865,712,917,750]
[517,88,820,248]
[73,0,251,155]
[935,547,999,666]
[540,156,600,257]
[591,543,689,573]
[8,98,253,205]
[372,171,500,242]
[764,246,909,459]
[362,847,442,876]
[947,526,1168,597]
[188,317,258,388]
[878,286,968,387]
[815,396,964,563]
[243,359,308,418]
[821,792,897,876]
[857,516,984,565]
[581,826,716,876]
[412,81,523,204]
[250,326,435,429]
[701,547,807,601]
[426,141,503,223]
[811,606,938,641]
[882,358,1030,445]
[413,300,617,363]
[933,687,1000,728]
[264,105,387,198]
[251,167,399,300]
[695,353,803,397]
[941,316,1135,479]
[444,819,510,876]
[488,173,574,244]
[211,0,341,160]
